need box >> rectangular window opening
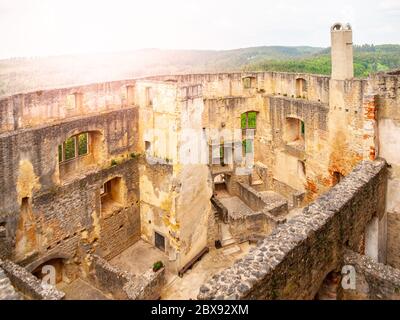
[78,133,88,156]
[64,136,76,161]
[155,232,165,252]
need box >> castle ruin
[0,23,399,300]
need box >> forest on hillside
[243,45,400,77]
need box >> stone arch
[27,252,71,272]
[213,173,227,194]
[31,257,66,285]
[331,22,351,31]
[331,23,344,31]
[314,270,341,300]
[57,129,105,182]
[240,110,258,130]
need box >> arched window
[58,132,88,163]
[241,111,257,129]
[58,131,103,182]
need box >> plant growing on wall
[153,261,164,272]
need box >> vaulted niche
[100,177,125,217]
[284,117,305,152]
[32,258,65,285]
[58,131,104,182]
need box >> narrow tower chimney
[330,23,354,80]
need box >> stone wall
[271,179,305,207]
[371,73,400,268]
[198,160,387,300]
[0,80,137,134]
[216,182,286,243]
[0,259,64,300]
[237,182,288,216]
[125,267,166,300]
[89,254,133,300]
[342,250,400,300]
[89,254,165,300]
[269,96,330,199]
[0,107,140,268]
[147,72,330,103]
[0,107,138,216]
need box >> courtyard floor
[110,239,175,283]
[59,278,110,300]
[160,241,254,300]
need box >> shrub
[153,261,164,272]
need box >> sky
[0,0,399,59]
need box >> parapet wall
[0,71,332,134]
[0,80,137,134]
[89,254,165,300]
[0,259,64,300]
[147,72,330,102]
[343,250,400,300]
[198,159,387,300]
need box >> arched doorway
[213,174,227,196]
[32,258,64,285]
[314,271,341,300]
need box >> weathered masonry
[1,23,400,300]
[198,160,389,299]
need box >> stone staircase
[219,223,237,247]
[0,269,21,300]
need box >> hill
[243,44,400,77]
[0,45,399,97]
[0,46,323,96]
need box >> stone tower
[330,22,354,80]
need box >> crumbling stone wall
[0,79,137,134]
[370,73,400,268]
[342,250,400,300]
[0,106,140,271]
[89,254,165,300]
[271,179,305,207]
[147,72,330,103]
[198,160,387,300]
[237,182,287,215]
[269,96,329,199]
[0,259,64,300]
